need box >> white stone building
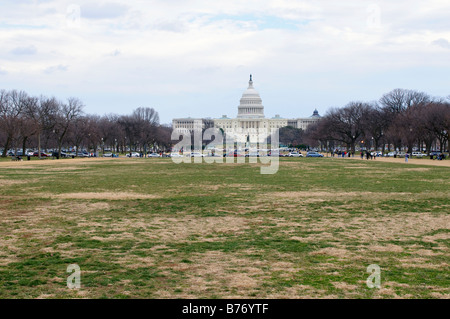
[172,75,321,142]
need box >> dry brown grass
[53,192,160,200]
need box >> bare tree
[0,90,28,157]
[118,115,139,153]
[422,102,450,152]
[361,104,390,152]
[279,126,304,148]
[133,107,160,155]
[97,114,122,154]
[380,89,430,114]
[85,115,102,156]
[24,95,59,158]
[53,97,84,158]
[325,102,371,153]
[67,116,91,156]
[155,125,172,151]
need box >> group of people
[331,150,354,158]
[360,151,376,160]
[430,153,446,160]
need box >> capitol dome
[237,75,265,119]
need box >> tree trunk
[58,140,63,160]
[2,136,11,157]
[439,137,445,152]
[22,136,28,157]
[407,142,413,154]
[374,138,379,152]
[38,132,41,159]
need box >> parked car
[385,152,397,157]
[412,152,426,157]
[148,153,161,158]
[51,151,69,158]
[306,151,324,157]
[33,151,49,157]
[289,152,303,157]
[224,150,245,157]
[103,153,113,157]
[76,152,89,157]
[126,152,140,158]
[245,151,260,157]
[206,152,222,157]
[396,152,406,157]
[189,152,204,157]
[170,153,183,158]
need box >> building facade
[172,75,321,141]
[172,118,214,134]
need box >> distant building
[172,75,321,141]
[172,117,214,134]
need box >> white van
[412,152,426,157]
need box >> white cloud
[11,45,38,55]
[44,64,68,74]
[0,0,449,122]
[81,2,130,20]
[432,38,450,49]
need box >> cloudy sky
[1,0,449,124]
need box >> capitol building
[172,75,321,142]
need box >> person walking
[405,153,409,163]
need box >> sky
[1,0,450,124]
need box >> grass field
[0,157,448,299]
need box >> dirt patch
[368,244,404,253]
[124,215,250,242]
[226,184,258,190]
[422,233,450,243]
[0,179,29,186]
[262,191,408,201]
[332,282,359,290]
[53,192,160,200]
[164,250,265,298]
[310,247,350,258]
[44,167,87,172]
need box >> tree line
[0,89,172,158]
[303,89,450,154]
